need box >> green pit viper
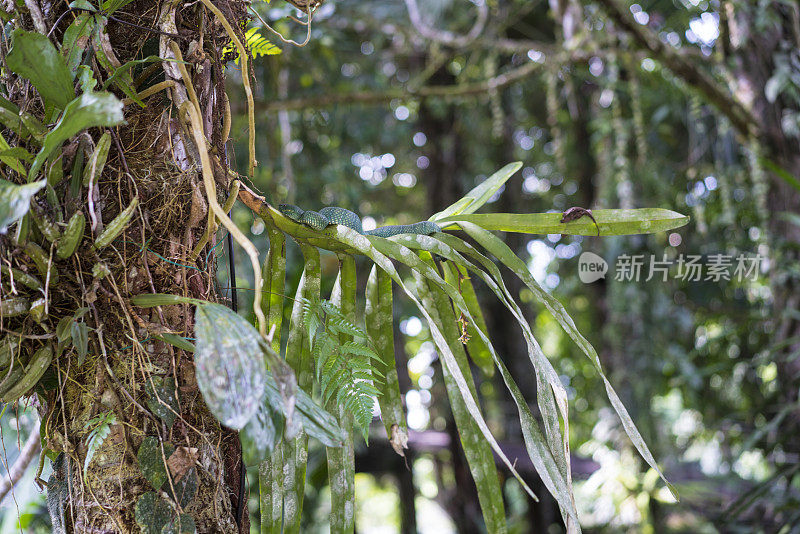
[278,204,441,237]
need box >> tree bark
[2,1,252,531]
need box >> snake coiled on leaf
[278,204,441,237]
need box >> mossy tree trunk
[2,1,254,531]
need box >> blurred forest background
[2,0,800,532]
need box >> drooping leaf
[413,263,507,533]
[154,334,195,354]
[457,221,679,500]
[437,208,690,236]
[240,395,283,467]
[442,264,494,376]
[396,232,580,526]
[367,232,582,524]
[0,179,45,233]
[29,92,124,181]
[7,30,75,111]
[325,225,540,502]
[262,375,343,447]
[193,302,267,429]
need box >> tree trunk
[2,1,252,531]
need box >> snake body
[278,204,440,237]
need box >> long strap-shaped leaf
[378,233,578,526]
[283,244,321,533]
[455,221,678,500]
[323,226,544,506]
[327,255,357,534]
[365,265,407,451]
[393,233,578,529]
[414,257,508,533]
[260,227,287,534]
[437,208,689,236]
[442,265,494,377]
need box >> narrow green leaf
[283,244,320,534]
[101,55,162,92]
[70,321,89,363]
[82,132,111,186]
[29,91,124,181]
[442,265,494,377]
[259,227,287,533]
[762,156,800,193]
[325,226,540,502]
[262,227,286,354]
[414,260,507,533]
[365,265,407,454]
[131,293,200,307]
[395,232,579,527]
[438,208,690,236]
[367,233,580,524]
[458,221,679,500]
[430,162,522,220]
[0,179,45,233]
[153,333,194,353]
[7,30,74,111]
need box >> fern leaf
[84,412,116,476]
[340,341,379,361]
[224,28,281,64]
[245,28,281,59]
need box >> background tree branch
[592,0,757,136]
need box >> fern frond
[340,341,380,361]
[246,28,281,58]
[302,298,322,347]
[308,299,383,440]
[224,28,281,64]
